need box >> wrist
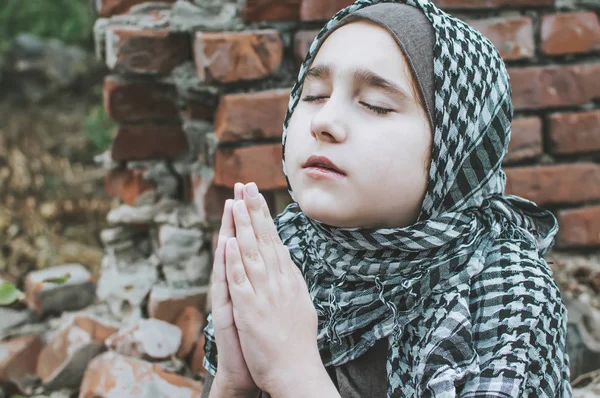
[266,358,339,398]
[212,373,260,398]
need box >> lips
[302,155,345,175]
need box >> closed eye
[302,95,393,115]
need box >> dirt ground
[0,86,115,289]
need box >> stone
[153,205,205,229]
[96,257,159,323]
[0,308,30,335]
[105,319,181,360]
[106,199,179,225]
[157,225,204,264]
[24,264,95,316]
[148,284,209,324]
[36,315,118,390]
[163,250,212,287]
[79,351,203,397]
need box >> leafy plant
[0,279,24,306]
[0,0,95,53]
[84,104,115,154]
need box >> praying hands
[209,182,340,398]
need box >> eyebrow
[305,64,410,100]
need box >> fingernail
[246,183,259,198]
[235,200,249,217]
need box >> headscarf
[204,1,571,396]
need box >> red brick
[549,110,600,155]
[509,64,600,110]
[505,163,600,206]
[541,12,600,55]
[103,76,177,122]
[148,285,209,324]
[111,124,188,161]
[214,144,287,190]
[215,89,290,143]
[79,351,203,398]
[300,0,354,20]
[504,117,542,163]
[37,315,118,390]
[0,336,43,394]
[432,0,553,8]
[558,205,600,248]
[241,0,301,22]
[175,306,205,359]
[194,30,283,83]
[469,16,534,60]
[294,30,319,66]
[106,26,191,74]
[106,168,155,206]
[96,0,177,17]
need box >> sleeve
[459,242,572,397]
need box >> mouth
[302,155,346,178]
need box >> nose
[309,96,348,143]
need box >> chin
[298,201,356,228]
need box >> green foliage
[0,279,24,306]
[43,273,72,284]
[84,105,115,154]
[0,0,95,53]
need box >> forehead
[310,21,413,89]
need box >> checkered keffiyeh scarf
[204,1,571,396]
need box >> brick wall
[95,0,600,261]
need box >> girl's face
[285,21,432,229]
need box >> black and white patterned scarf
[204,1,571,396]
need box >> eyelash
[301,95,393,115]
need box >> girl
[202,0,571,397]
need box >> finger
[225,237,255,300]
[259,193,290,276]
[219,199,235,239]
[243,183,284,277]
[211,235,230,309]
[232,200,269,291]
[234,182,244,201]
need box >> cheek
[355,119,431,184]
